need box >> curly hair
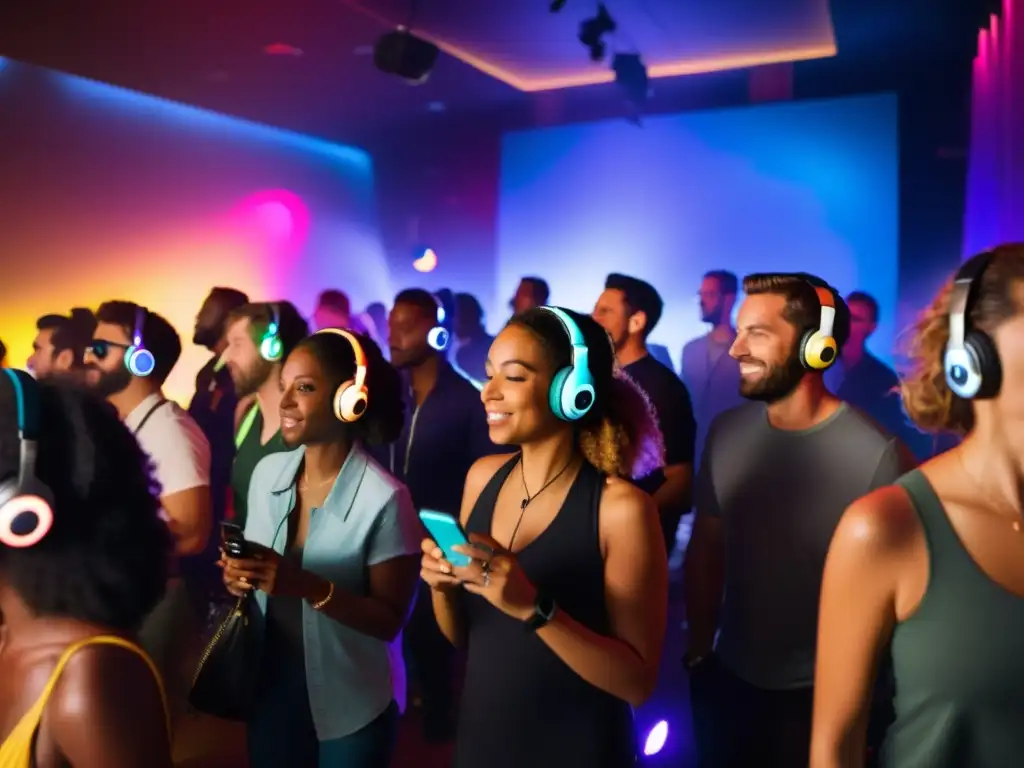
[508,308,664,478]
[0,378,171,630]
[294,331,405,446]
[900,244,1024,434]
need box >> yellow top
[0,635,169,768]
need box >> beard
[86,364,133,398]
[231,358,273,398]
[737,353,805,403]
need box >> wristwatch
[525,591,557,631]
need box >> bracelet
[311,581,335,611]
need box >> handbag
[188,593,260,720]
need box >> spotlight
[613,52,649,108]
[374,29,439,84]
[412,247,438,273]
[643,720,669,756]
[579,3,616,62]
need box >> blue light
[50,67,370,170]
[0,57,7,75]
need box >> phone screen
[418,510,472,567]
[220,521,244,541]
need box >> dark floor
[176,526,695,767]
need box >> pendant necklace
[508,454,574,551]
[957,452,1023,532]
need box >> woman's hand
[219,542,312,598]
[420,538,463,593]
[452,533,538,622]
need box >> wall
[0,58,384,402]
[496,93,900,370]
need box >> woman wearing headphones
[421,307,668,767]
[811,244,1024,768]
[220,330,420,767]
[0,372,172,767]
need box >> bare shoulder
[467,453,517,486]
[51,641,163,717]
[599,476,658,533]
[832,482,921,560]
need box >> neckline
[488,454,587,558]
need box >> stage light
[413,247,438,273]
[643,720,669,757]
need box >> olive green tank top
[882,469,1024,767]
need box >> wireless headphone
[125,306,156,377]
[260,303,284,362]
[799,284,839,371]
[539,306,596,421]
[943,250,1001,400]
[314,328,369,422]
[428,295,450,351]
[0,369,55,548]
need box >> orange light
[344,1,836,92]
[413,247,438,273]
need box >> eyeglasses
[85,340,129,361]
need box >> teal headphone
[0,369,54,548]
[539,306,595,421]
[259,303,283,362]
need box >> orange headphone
[799,284,838,370]
[313,328,368,422]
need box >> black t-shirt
[624,354,696,494]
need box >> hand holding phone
[220,521,248,559]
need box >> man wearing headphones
[370,287,509,743]
[84,299,213,731]
[683,273,916,766]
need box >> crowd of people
[1,247,1023,768]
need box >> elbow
[175,530,208,557]
[624,664,660,709]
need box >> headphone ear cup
[125,347,155,377]
[965,330,1002,399]
[549,368,571,421]
[334,381,368,422]
[260,334,283,362]
[428,327,449,351]
[0,488,54,548]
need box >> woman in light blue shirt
[221,329,422,768]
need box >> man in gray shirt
[683,272,915,767]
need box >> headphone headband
[947,250,995,354]
[539,305,586,354]
[537,306,596,421]
[812,284,836,338]
[268,302,280,333]
[314,328,368,390]
[132,306,146,346]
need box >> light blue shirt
[244,443,421,740]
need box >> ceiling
[0,0,985,145]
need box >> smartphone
[418,509,472,568]
[220,521,248,558]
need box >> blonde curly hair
[900,243,1024,434]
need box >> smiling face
[729,292,807,402]
[82,322,134,397]
[278,346,341,447]
[482,324,565,445]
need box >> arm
[652,380,697,512]
[303,489,422,642]
[48,645,172,768]
[162,486,212,556]
[532,480,668,707]
[155,418,212,556]
[431,454,513,647]
[682,433,723,657]
[810,487,917,768]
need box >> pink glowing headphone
[0,369,54,548]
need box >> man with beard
[84,299,212,730]
[682,274,915,767]
[222,301,309,527]
[680,270,744,465]
[26,308,97,380]
[593,273,695,553]
[368,288,504,743]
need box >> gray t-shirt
[696,401,916,690]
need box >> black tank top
[453,455,636,768]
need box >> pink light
[230,189,311,286]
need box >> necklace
[300,473,336,492]
[957,452,1023,532]
[508,454,575,550]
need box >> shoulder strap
[132,398,169,436]
[11,635,170,750]
[466,454,521,530]
[235,404,260,449]
[896,469,965,560]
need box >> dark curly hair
[508,308,664,478]
[294,331,405,446]
[0,377,171,631]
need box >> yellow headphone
[800,284,838,370]
[313,328,369,422]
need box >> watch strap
[525,591,556,631]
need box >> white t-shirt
[125,392,211,500]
